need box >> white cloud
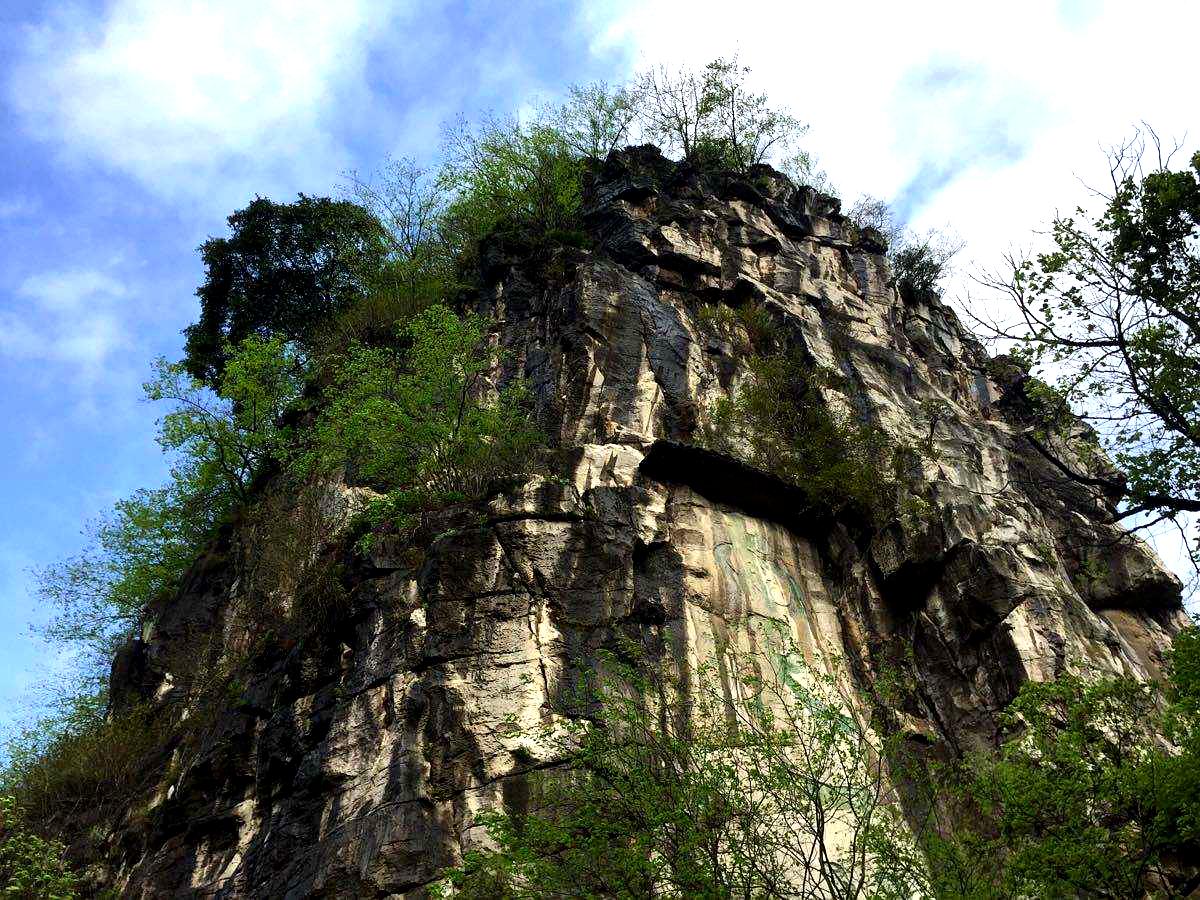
[591,0,1197,240]
[1,269,131,384]
[9,0,397,202]
[0,196,38,220]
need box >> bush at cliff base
[0,796,77,899]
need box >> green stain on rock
[714,513,809,623]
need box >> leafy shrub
[700,352,898,523]
[0,796,77,899]
[694,301,779,354]
[3,703,166,844]
[846,196,962,299]
[1020,375,1077,439]
[310,289,426,360]
[306,304,541,546]
[440,116,584,272]
[890,235,963,300]
[335,157,456,348]
[926,625,1200,898]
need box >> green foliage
[846,196,962,298]
[932,626,1200,898]
[35,485,205,688]
[694,301,779,354]
[982,130,1200,570]
[0,796,77,899]
[1107,149,1200,309]
[780,148,836,195]
[2,703,165,843]
[336,157,454,347]
[440,115,584,270]
[1019,375,1077,439]
[37,336,303,683]
[1168,625,1200,721]
[19,334,304,837]
[636,57,808,172]
[548,82,641,160]
[307,304,540,544]
[890,237,960,299]
[435,635,927,899]
[184,194,387,384]
[700,352,899,523]
[150,334,305,503]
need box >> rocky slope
[103,146,1186,897]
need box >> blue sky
[1,0,1197,733]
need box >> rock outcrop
[102,147,1186,897]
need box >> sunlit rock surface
[105,147,1185,897]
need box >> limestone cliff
[102,146,1186,897]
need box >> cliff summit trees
[635,57,807,172]
[341,156,453,334]
[846,196,962,300]
[439,114,585,266]
[183,58,814,389]
[183,195,387,384]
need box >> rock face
[105,147,1186,897]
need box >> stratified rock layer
[107,147,1185,897]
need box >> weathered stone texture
[104,147,1185,897]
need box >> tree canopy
[183,194,387,384]
[634,57,808,172]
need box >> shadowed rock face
[103,146,1185,897]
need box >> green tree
[780,149,836,196]
[846,196,962,300]
[439,114,584,271]
[36,336,303,684]
[307,304,540,540]
[636,57,807,172]
[974,129,1200,573]
[436,635,927,899]
[150,334,305,507]
[341,156,452,335]
[929,626,1200,899]
[184,194,387,383]
[548,82,641,160]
